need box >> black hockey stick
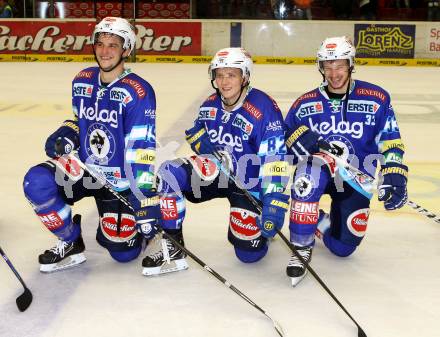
[318,141,440,225]
[0,246,33,312]
[59,152,284,337]
[204,148,367,337]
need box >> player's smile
[322,59,351,94]
[215,67,245,106]
[94,33,129,77]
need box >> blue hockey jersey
[285,79,404,175]
[196,87,287,198]
[71,67,156,194]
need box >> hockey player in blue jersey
[141,47,290,276]
[23,17,160,272]
[284,36,408,286]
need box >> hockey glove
[378,163,408,210]
[185,122,217,156]
[128,191,161,241]
[259,192,290,238]
[45,120,80,158]
[285,125,322,158]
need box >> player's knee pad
[23,165,58,205]
[234,244,268,263]
[323,233,357,257]
[108,246,142,263]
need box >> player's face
[214,67,245,105]
[94,33,129,72]
[322,59,351,93]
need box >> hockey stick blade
[0,246,33,312]
[202,149,367,334]
[359,328,367,337]
[277,230,367,337]
[16,287,33,312]
[62,153,285,337]
[207,146,367,336]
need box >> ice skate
[142,232,188,276]
[39,236,86,273]
[286,245,313,287]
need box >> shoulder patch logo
[121,78,146,98]
[75,70,94,79]
[355,88,386,102]
[291,90,319,110]
[243,101,262,120]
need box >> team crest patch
[293,173,315,200]
[85,123,116,164]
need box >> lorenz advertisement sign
[0,20,201,58]
[354,23,416,59]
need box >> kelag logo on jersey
[79,99,120,128]
[347,100,379,114]
[73,83,93,98]
[198,107,217,121]
[309,116,364,139]
[110,87,133,106]
[232,113,253,137]
[296,101,324,118]
[209,126,243,152]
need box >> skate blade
[40,253,86,273]
[290,269,308,287]
[142,259,188,276]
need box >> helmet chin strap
[342,67,354,121]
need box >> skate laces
[161,238,174,264]
[49,240,70,258]
[148,237,173,263]
[288,247,312,267]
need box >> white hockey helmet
[92,17,136,55]
[317,36,356,71]
[209,47,253,81]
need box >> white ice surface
[1,63,439,337]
